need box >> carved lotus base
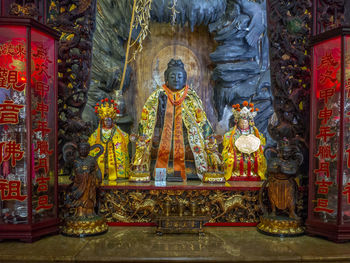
[257,215,305,237]
[203,172,225,183]
[61,215,108,237]
[129,171,151,182]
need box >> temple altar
[58,177,305,226]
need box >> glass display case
[0,17,59,242]
[306,26,350,242]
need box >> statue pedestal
[203,172,225,183]
[129,171,151,182]
[61,215,108,237]
[257,215,304,237]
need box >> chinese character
[314,198,334,213]
[317,52,339,70]
[35,195,53,211]
[34,120,51,137]
[7,70,25,92]
[318,106,333,124]
[32,101,49,119]
[34,63,50,79]
[320,69,337,85]
[34,140,53,156]
[0,100,24,125]
[36,175,50,193]
[0,179,27,201]
[320,88,335,104]
[346,147,350,169]
[343,183,350,204]
[34,81,49,98]
[32,44,52,64]
[15,44,25,58]
[34,157,49,174]
[0,140,25,167]
[316,126,336,142]
[0,43,8,55]
[314,161,330,177]
[316,179,333,194]
[315,145,336,160]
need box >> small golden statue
[257,138,304,237]
[88,98,130,181]
[62,142,108,237]
[129,133,151,182]
[203,135,225,183]
[222,101,266,181]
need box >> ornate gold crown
[94,98,119,119]
[232,101,259,122]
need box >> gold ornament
[94,98,119,120]
[232,101,259,122]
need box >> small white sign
[155,168,167,181]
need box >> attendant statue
[205,135,223,173]
[62,142,108,237]
[131,59,216,182]
[257,138,305,237]
[262,138,304,219]
[69,143,103,217]
[88,98,129,181]
[203,135,225,183]
[222,102,267,180]
[130,134,150,172]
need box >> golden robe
[134,86,213,180]
[222,125,266,180]
[88,124,129,180]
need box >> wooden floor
[0,226,350,262]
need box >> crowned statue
[130,59,215,182]
[222,101,266,180]
[88,98,130,181]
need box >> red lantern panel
[0,25,28,224]
[310,37,341,223]
[30,28,56,223]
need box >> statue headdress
[232,101,259,122]
[94,98,120,120]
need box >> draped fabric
[222,126,266,180]
[88,124,129,180]
[135,86,212,180]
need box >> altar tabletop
[0,227,349,262]
[59,177,263,190]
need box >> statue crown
[94,98,119,119]
[232,101,259,121]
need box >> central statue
[131,59,214,182]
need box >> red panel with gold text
[31,28,56,223]
[0,26,28,224]
[311,37,341,223]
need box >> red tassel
[247,156,251,177]
[254,152,258,175]
[234,149,237,169]
[240,155,244,175]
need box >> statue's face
[282,147,292,160]
[103,117,113,128]
[238,119,249,130]
[79,144,90,157]
[166,68,186,91]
